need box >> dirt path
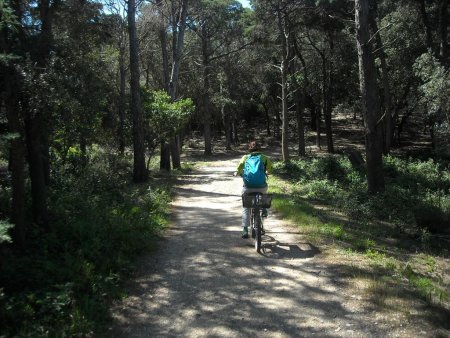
[111,157,424,338]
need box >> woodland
[0,0,449,336]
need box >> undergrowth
[269,154,450,311]
[0,147,171,337]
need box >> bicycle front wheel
[254,212,262,252]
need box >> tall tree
[188,0,248,156]
[128,0,148,182]
[168,0,188,169]
[276,1,291,162]
[355,0,385,194]
[0,0,26,246]
[369,0,393,153]
[22,0,58,229]
[255,0,299,161]
[439,0,449,60]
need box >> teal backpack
[243,154,266,188]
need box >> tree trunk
[419,0,433,51]
[169,0,187,100]
[232,109,239,144]
[21,0,55,230]
[118,46,126,155]
[439,0,449,60]
[324,93,334,153]
[168,0,188,169]
[315,107,321,148]
[25,109,49,228]
[281,61,289,161]
[128,0,148,182]
[356,0,385,194]
[157,0,172,170]
[160,141,171,171]
[159,21,170,92]
[223,106,232,150]
[277,8,290,162]
[261,103,271,136]
[170,136,181,168]
[369,1,393,154]
[323,58,334,153]
[201,28,212,156]
[4,73,26,247]
[296,89,306,157]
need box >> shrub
[300,179,341,202]
[0,150,171,337]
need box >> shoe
[242,227,249,239]
[262,209,268,217]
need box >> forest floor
[110,130,449,337]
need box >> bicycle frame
[242,193,271,253]
[250,204,263,252]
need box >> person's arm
[234,155,248,176]
[262,154,273,174]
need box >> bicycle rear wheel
[254,211,262,252]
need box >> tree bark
[169,0,187,100]
[315,107,321,149]
[118,45,126,155]
[170,137,181,168]
[293,41,307,156]
[439,0,449,60]
[160,141,171,171]
[323,58,334,154]
[356,0,385,194]
[232,109,239,144]
[159,14,170,92]
[19,0,56,230]
[221,82,232,150]
[3,72,26,247]
[369,0,393,154]
[24,106,49,228]
[168,0,188,168]
[296,89,306,157]
[157,0,171,171]
[418,0,433,51]
[277,7,290,162]
[128,0,148,182]
[201,27,212,156]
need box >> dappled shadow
[260,237,321,259]
[111,156,448,338]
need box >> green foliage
[414,52,450,120]
[0,0,18,31]
[273,155,450,235]
[142,89,194,155]
[414,52,450,157]
[301,179,340,201]
[0,219,13,243]
[0,150,171,336]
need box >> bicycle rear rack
[242,194,272,208]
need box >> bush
[299,179,341,202]
[0,149,171,337]
[275,154,450,235]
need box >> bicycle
[242,192,272,252]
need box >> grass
[268,154,450,320]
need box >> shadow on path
[110,159,424,338]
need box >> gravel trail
[111,158,421,338]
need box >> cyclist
[234,141,273,238]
